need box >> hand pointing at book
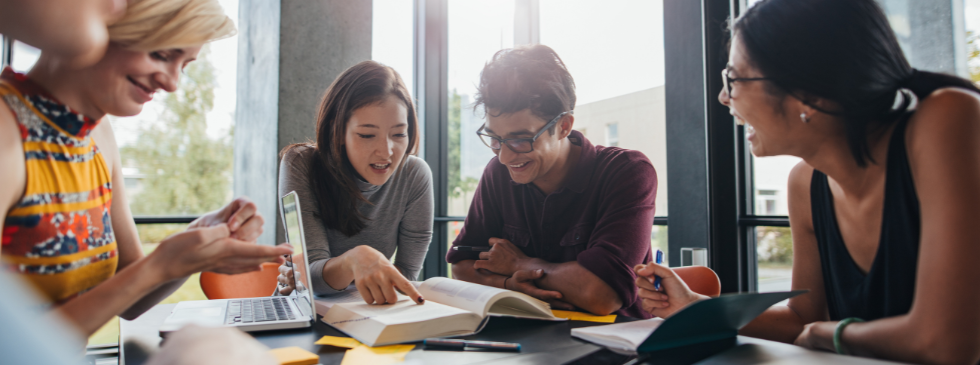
[345,246,424,305]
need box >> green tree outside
[448,89,478,199]
[968,31,980,84]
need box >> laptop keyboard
[225,297,297,324]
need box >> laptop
[159,191,315,333]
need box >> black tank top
[811,113,921,321]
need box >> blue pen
[653,249,664,290]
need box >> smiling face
[79,43,201,117]
[484,109,570,185]
[344,95,410,186]
[719,35,809,157]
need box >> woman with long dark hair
[635,0,980,363]
[277,61,432,306]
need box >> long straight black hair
[734,0,980,166]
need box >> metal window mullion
[419,0,449,280]
[703,0,743,294]
[2,36,12,69]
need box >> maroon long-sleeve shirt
[447,130,658,319]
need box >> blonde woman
[0,0,292,337]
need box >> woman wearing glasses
[448,44,659,318]
[635,0,980,363]
[277,61,431,306]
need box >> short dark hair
[734,0,980,167]
[474,44,576,133]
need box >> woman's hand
[794,321,836,352]
[344,245,424,305]
[505,269,574,310]
[148,224,293,281]
[634,262,708,318]
[188,197,264,242]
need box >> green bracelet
[834,317,865,355]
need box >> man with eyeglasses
[447,45,658,318]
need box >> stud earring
[800,112,810,123]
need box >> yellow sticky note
[339,344,415,365]
[552,309,617,323]
[268,346,319,365]
[363,344,414,358]
[315,335,363,349]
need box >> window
[540,0,668,219]
[446,0,514,217]
[606,123,619,147]
[372,0,415,100]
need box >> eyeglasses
[721,65,769,98]
[476,111,572,154]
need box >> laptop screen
[280,191,314,318]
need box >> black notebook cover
[638,290,806,352]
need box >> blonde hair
[108,0,236,51]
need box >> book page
[418,277,509,315]
[332,298,474,326]
[313,284,379,315]
[570,318,664,351]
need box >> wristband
[834,317,864,355]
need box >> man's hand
[474,238,529,276]
[188,197,264,242]
[504,269,573,310]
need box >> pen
[452,246,490,252]
[654,249,663,291]
[423,338,520,352]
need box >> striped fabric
[0,67,117,304]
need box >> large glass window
[446,1,514,217]
[539,0,668,219]
[372,0,415,97]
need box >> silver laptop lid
[280,191,316,319]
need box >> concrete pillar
[879,0,968,77]
[235,1,372,245]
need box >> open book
[318,277,563,347]
[572,290,806,353]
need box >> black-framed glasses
[722,65,769,98]
[476,111,572,153]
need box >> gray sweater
[278,145,433,295]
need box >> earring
[800,112,810,123]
